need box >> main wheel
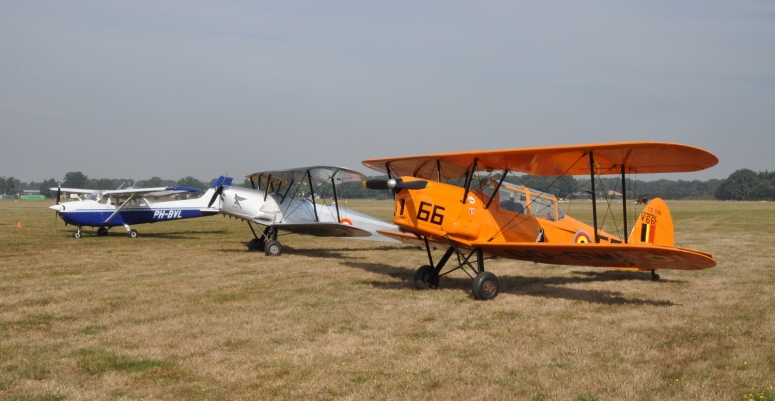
[414,265,439,290]
[651,269,660,281]
[264,240,282,256]
[97,227,108,236]
[472,271,500,300]
[248,238,265,252]
[72,230,81,239]
[127,229,139,238]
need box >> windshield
[86,191,102,201]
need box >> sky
[1,1,774,183]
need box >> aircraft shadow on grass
[72,229,230,240]
[343,261,677,306]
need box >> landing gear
[472,272,500,300]
[97,227,109,236]
[247,225,281,256]
[264,240,282,256]
[414,265,439,289]
[416,238,500,300]
[651,269,660,281]
[72,228,82,239]
[248,238,265,252]
[127,229,139,238]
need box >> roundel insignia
[574,230,591,244]
[339,218,354,226]
[468,196,476,204]
[644,254,673,262]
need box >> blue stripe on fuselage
[57,208,207,227]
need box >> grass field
[1,199,774,400]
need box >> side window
[530,195,557,222]
[498,188,526,214]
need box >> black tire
[72,230,81,239]
[414,265,439,290]
[128,229,139,238]
[248,238,265,252]
[264,240,282,256]
[97,227,108,236]
[651,271,660,281]
[472,271,499,300]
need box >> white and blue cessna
[208,166,399,256]
[49,176,232,238]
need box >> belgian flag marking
[640,223,655,244]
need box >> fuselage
[391,177,623,246]
[50,192,216,228]
[218,185,399,240]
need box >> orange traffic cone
[17,221,22,228]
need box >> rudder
[630,198,674,247]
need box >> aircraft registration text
[153,210,183,220]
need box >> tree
[145,176,163,187]
[715,169,760,200]
[5,177,16,195]
[40,178,57,198]
[747,181,775,200]
[177,176,207,190]
[89,178,117,190]
[63,171,89,189]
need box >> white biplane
[208,166,399,256]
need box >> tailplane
[630,198,674,246]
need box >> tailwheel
[472,271,500,300]
[127,229,139,238]
[72,229,82,239]
[248,238,265,252]
[97,227,108,236]
[264,240,282,256]
[414,265,439,290]
[651,269,660,281]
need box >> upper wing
[362,142,718,179]
[102,186,201,198]
[471,241,716,271]
[274,222,372,238]
[48,187,97,195]
[246,166,366,187]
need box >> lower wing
[274,222,372,238]
[471,241,715,271]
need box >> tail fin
[630,198,674,246]
[197,176,232,207]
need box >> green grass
[1,199,774,399]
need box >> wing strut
[485,170,509,209]
[263,174,272,201]
[307,169,319,222]
[104,194,135,224]
[589,152,599,243]
[461,159,478,204]
[331,176,341,223]
[621,164,628,244]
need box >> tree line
[3,168,774,201]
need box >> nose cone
[49,204,63,212]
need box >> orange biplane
[362,142,718,300]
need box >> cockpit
[472,177,565,222]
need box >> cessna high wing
[208,166,399,256]
[362,142,718,300]
[49,176,232,238]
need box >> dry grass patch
[1,199,774,400]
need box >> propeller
[362,178,429,191]
[52,183,62,228]
[207,175,228,208]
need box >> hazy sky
[1,1,774,183]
